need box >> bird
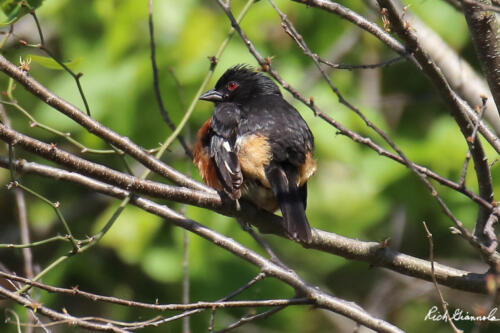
[193,65,316,243]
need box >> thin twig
[422,222,463,333]
[0,235,76,249]
[0,284,128,332]
[4,309,22,333]
[7,181,78,252]
[0,272,310,311]
[238,220,288,268]
[182,228,190,333]
[215,306,286,333]
[0,105,34,278]
[318,53,405,70]
[29,11,91,116]
[459,96,487,187]
[148,0,192,158]
[128,273,267,330]
[0,100,116,154]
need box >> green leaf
[28,54,82,71]
[0,0,44,23]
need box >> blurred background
[0,0,499,332]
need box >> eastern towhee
[193,65,316,243]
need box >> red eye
[227,81,238,91]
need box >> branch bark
[293,0,500,135]
[0,54,208,192]
[377,0,496,256]
[0,156,488,294]
[462,0,500,115]
[0,169,402,332]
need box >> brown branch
[404,0,500,135]
[0,271,311,311]
[318,55,405,70]
[462,0,500,117]
[0,156,489,294]
[290,0,408,57]
[459,97,487,188]
[0,122,220,209]
[296,0,500,141]
[214,306,286,333]
[0,106,34,279]
[377,0,497,260]
[0,54,208,192]
[422,222,463,333]
[147,0,192,158]
[0,284,128,332]
[463,0,500,13]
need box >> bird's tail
[266,166,312,243]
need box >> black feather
[214,65,281,102]
[209,103,243,200]
[210,135,242,200]
[265,164,312,243]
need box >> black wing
[238,94,314,167]
[209,103,243,200]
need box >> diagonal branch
[0,181,402,332]
[0,284,128,332]
[0,54,208,192]
[0,122,219,208]
[294,0,500,138]
[377,0,496,257]
[0,271,312,311]
[148,0,192,158]
[0,156,489,294]
[462,0,500,116]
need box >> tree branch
[0,174,402,332]
[462,0,500,115]
[294,0,500,136]
[377,0,497,258]
[0,156,489,294]
[0,284,128,332]
[0,54,208,192]
[148,0,192,158]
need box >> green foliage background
[0,0,498,332]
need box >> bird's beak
[199,89,224,102]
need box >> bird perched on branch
[193,65,316,243]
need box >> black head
[199,65,281,103]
